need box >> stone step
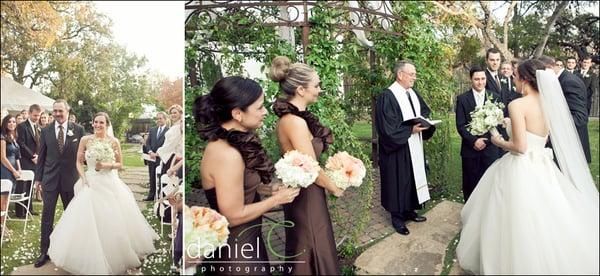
[354,200,463,275]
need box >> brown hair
[269,56,317,97]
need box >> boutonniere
[500,78,507,83]
[584,74,590,78]
[67,129,74,136]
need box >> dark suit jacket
[575,69,599,114]
[557,70,591,162]
[16,120,40,171]
[146,125,168,153]
[35,122,85,192]
[455,89,500,158]
[485,69,513,116]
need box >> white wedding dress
[456,128,599,274]
[48,145,159,274]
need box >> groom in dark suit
[456,66,500,201]
[34,99,85,268]
[538,56,591,163]
[143,112,168,201]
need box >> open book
[141,153,156,162]
[401,116,442,128]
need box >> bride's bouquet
[87,139,115,162]
[324,151,366,190]
[274,150,321,188]
[184,205,229,259]
[468,98,505,136]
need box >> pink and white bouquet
[325,151,366,190]
[274,150,321,188]
[184,205,229,259]
[468,98,505,136]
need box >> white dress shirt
[473,89,486,108]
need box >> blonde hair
[168,104,183,115]
[269,56,316,96]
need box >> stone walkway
[187,169,467,274]
[10,166,152,275]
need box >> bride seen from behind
[456,59,599,275]
[47,112,159,275]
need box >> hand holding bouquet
[274,150,321,188]
[468,98,505,136]
[324,151,366,190]
[87,139,115,163]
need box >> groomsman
[575,56,599,116]
[456,66,500,201]
[500,61,521,104]
[15,104,43,217]
[565,57,578,74]
[375,60,435,235]
[484,48,511,115]
[143,112,168,201]
[538,56,591,163]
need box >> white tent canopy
[1,76,55,112]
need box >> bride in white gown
[456,59,599,275]
[48,112,159,274]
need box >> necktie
[157,127,162,139]
[495,74,501,89]
[406,91,417,117]
[34,124,40,153]
[58,125,64,154]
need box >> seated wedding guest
[1,115,22,239]
[270,56,342,274]
[194,76,300,274]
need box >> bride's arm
[76,136,89,183]
[492,101,528,154]
[109,138,123,170]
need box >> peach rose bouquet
[184,205,229,259]
[325,151,366,190]
[274,150,321,188]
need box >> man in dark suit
[456,66,501,201]
[539,56,591,163]
[565,57,578,74]
[484,49,517,115]
[34,99,85,267]
[500,61,521,104]
[143,112,168,201]
[575,57,599,116]
[15,104,43,217]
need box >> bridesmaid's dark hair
[1,115,18,144]
[193,76,263,141]
[517,59,546,92]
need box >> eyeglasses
[401,71,417,78]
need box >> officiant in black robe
[375,60,435,236]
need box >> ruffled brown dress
[273,99,341,275]
[200,128,275,275]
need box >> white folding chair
[7,170,35,233]
[158,174,180,235]
[1,179,13,248]
[154,163,162,201]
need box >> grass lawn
[0,201,176,275]
[121,143,145,168]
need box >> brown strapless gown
[282,138,341,275]
[201,169,269,275]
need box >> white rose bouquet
[274,150,321,188]
[87,139,115,163]
[468,98,505,136]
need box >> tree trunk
[532,1,568,58]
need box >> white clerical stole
[389,81,430,204]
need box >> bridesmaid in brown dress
[193,76,300,275]
[269,56,344,275]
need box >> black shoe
[143,197,154,202]
[34,254,50,268]
[410,214,427,223]
[30,210,39,216]
[395,225,410,235]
